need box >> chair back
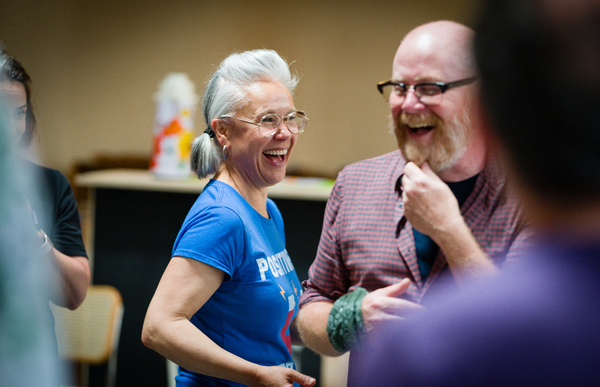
[51,284,124,386]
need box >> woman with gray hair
[143,49,314,387]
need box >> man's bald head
[395,21,476,81]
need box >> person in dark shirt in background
[0,49,90,310]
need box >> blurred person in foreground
[354,0,600,385]
[0,49,90,311]
[295,20,532,380]
[0,57,64,387]
[142,49,316,387]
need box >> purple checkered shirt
[300,150,532,305]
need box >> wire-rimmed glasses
[376,76,478,105]
[220,110,308,138]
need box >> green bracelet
[326,287,368,353]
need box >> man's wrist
[432,215,468,247]
[326,287,368,353]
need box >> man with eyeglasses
[295,20,533,381]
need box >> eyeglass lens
[382,84,443,105]
[259,112,307,136]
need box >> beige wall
[1,0,476,178]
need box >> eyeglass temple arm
[220,116,260,127]
[377,80,394,94]
[444,76,479,91]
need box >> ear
[212,118,228,147]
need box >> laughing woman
[142,49,315,387]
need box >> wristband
[326,287,368,353]
[38,230,54,255]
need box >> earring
[222,144,228,161]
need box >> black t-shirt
[23,159,88,258]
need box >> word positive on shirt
[256,250,294,281]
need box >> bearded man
[294,20,533,383]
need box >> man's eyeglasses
[220,110,308,138]
[377,76,478,105]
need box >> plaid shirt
[300,150,533,305]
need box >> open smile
[406,124,435,135]
[400,112,439,137]
[263,149,288,165]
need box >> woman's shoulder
[189,198,243,224]
[266,198,283,223]
[183,184,247,229]
[21,159,68,182]
[21,160,73,200]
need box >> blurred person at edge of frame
[354,0,600,385]
[0,49,90,313]
[142,49,316,387]
[0,54,66,387]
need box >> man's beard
[390,105,473,174]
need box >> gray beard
[390,107,473,174]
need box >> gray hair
[190,49,298,179]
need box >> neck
[438,152,486,182]
[215,168,269,218]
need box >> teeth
[264,149,288,156]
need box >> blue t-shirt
[172,180,302,387]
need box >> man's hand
[361,278,423,332]
[402,162,498,282]
[401,162,463,241]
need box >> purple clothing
[300,150,531,306]
[355,237,600,386]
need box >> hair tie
[204,127,215,138]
